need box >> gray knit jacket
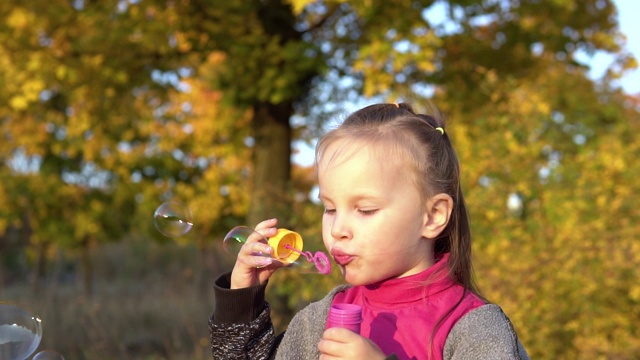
[209,273,530,360]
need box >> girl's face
[317,139,435,286]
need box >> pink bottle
[327,303,363,334]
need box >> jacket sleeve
[209,272,279,360]
[443,304,530,360]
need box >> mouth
[331,249,354,266]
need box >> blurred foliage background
[1,0,639,359]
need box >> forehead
[316,138,427,206]
[317,138,408,172]
[317,138,414,183]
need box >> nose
[330,213,351,240]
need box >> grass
[1,237,232,360]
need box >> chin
[343,273,372,286]
[342,265,380,286]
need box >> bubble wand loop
[284,244,331,275]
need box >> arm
[443,304,530,360]
[209,272,279,360]
[209,219,286,359]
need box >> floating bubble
[223,226,332,275]
[33,350,65,360]
[0,303,42,360]
[153,201,193,237]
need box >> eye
[323,208,336,215]
[358,209,378,215]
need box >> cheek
[321,216,332,247]
[322,213,333,230]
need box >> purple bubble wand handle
[327,303,363,334]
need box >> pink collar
[361,253,455,306]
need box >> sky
[292,0,640,166]
[595,0,640,94]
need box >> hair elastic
[435,127,444,135]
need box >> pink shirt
[331,253,484,360]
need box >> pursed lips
[330,248,354,266]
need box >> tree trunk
[30,243,46,295]
[80,239,93,296]
[248,102,294,227]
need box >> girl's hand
[230,218,282,289]
[318,328,386,360]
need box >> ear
[421,193,454,239]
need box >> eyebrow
[317,192,382,203]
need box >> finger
[254,218,278,232]
[237,245,273,268]
[322,327,358,343]
[251,254,273,268]
[245,225,277,251]
[235,227,272,256]
[319,354,339,360]
[247,241,273,257]
[245,227,274,245]
[243,220,277,259]
[318,339,343,357]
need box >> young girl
[209,103,529,359]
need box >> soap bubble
[0,303,42,360]
[153,201,193,237]
[33,350,65,360]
